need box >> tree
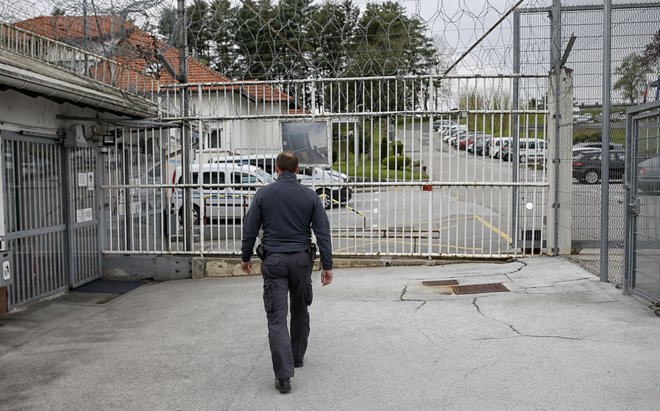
[642,29,660,70]
[347,1,438,78]
[341,2,440,113]
[309,0,360,78]
[208,0,237,77]
[233,0,278,79]
[157,1,213,63]
[186,0,212,62]
[614,53,651,104]
[272,0,317,79]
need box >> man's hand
[241,260,252,274]
[321,269,333,286]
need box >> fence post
[600,0,612,282]
[511,10,520,250]
[546,67,574,255]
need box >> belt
[272,250,307,255]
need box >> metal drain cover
[422,280,459,287]
[452,283,509,295]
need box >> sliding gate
[102,75,550,258]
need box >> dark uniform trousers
[261,251,313,379]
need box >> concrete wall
[0,89,130,137]
[103,255,193,281]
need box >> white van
[490,137,512,159]
[516,138,546,162]
[501,138,547,162]
[171,163,274,224]
[290,165,352,209]
[209,154,352,209]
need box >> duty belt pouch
[256,243,266,260]
[309,243,317,260]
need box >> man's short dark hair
[276,151,299,172]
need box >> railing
[0,22,158,101]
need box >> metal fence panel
[1,133,67,307]
[101,75,549,258]
[626,101,660,302]
[519,2,660,284]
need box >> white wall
[0,89,128,138]
[195,93,285,154]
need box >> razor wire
[2,0,552,79]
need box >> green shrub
[381,155,411,168]
[573,130,602,143]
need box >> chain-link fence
[518,2,660,285]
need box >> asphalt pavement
[1,256,659,410]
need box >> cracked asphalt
[1,256,659,410]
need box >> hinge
[628,197,640,216]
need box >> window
[179,172,199,184]
[208,129,223,148]
[233,172,258,190]
[202,171,225,185]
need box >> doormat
[452,283,509,295]
[73,279,144,294]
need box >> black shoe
[294,360,303,368]
[275,378,291,394]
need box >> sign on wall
[0,136,5,241]
[281,121,330,166]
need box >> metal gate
[0,132,101,308]
[1,132,68,307]
[625,101,660,303]
[102,75,550,258]
[66,145,101,287]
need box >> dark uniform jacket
[241,171,333,270]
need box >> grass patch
[573,127,626,146]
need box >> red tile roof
[14,16,291,103]
[14,15,133,41]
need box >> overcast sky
[5,0,658,104]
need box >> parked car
[472,136,492,156]
[637,156,660,194]
[610,112,626,122]
[442,124,468,142]
[501,138,546,162]
[572,142,623,156]
[295,165,353,208]
[572,149,625,184]
[456,133,477,150]
[433,119,455,132]
[208,154,352,209]
[490,137,512,159]
[171,163,274,224]
[447,129,468,146]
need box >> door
[626,102,660,302]
[1,132,68,308]
[67,146,102,287]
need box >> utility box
[0,250,12,287]
[0,251,9,314]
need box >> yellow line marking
[474,215,512,243]
[320,194,366,217]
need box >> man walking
[241,151,333,394]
